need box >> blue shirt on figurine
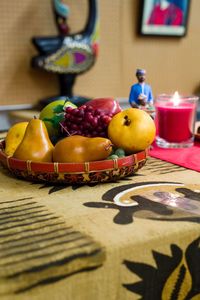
[129,69,153,108]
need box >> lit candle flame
[172,91,180,106]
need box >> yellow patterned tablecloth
[0,132,200,299]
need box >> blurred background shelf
[0,104,36,132]
[0,99,199,132]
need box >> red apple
[83,98,122,115]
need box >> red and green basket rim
[0,140,148,174]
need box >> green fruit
[107,154,119,160]
[39,100,77,137]
[115,148,125,157]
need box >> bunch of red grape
[60,105,114,138]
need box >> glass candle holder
[155,93,199,148]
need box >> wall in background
[0,0,199,106]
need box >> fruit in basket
[60,104,114,138]
[13,118,54,162]
[114,148,125,157]
[106,148,125,160]
[4,122,28,156]
[39,99,77,139]
[108,108,156,154]
[84,98,122,115]
[106,154,119,160]
[53,135,113,163]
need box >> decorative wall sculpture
[31,0,99,108]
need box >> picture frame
[140,0,190,37]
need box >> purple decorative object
[31,0,99,108]
[74,52,86,64]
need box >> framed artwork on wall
[140,0,190,37]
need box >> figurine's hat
[136,69,146,75]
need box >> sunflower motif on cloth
[123,237,200,300]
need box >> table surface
[0,132,200,300]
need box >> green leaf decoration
[53,104,65,114]
[42,98,73,131]
[43,117,54,124]
[43,112,64,129]
[53,113,65,125]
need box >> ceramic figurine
[31,0,99,108]
[53,0,70,36]
[129,69,154,110]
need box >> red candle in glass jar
[155,92,198,148]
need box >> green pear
[13,118,54,162]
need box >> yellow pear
[5,122,28,156]
[108,108,156,154]
[53,135,113,163]
[13,118,54,162]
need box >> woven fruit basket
[0,140,148,184]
